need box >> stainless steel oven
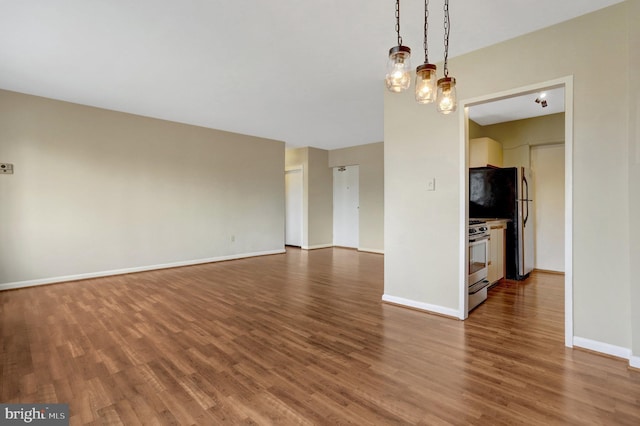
[468,220,490,312]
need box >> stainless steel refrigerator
[469,167,534,280]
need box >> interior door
[531,144,565,272]
[285,169,303,246]
[333,165,359,248]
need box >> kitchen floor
[479,273,565,324]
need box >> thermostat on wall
[0,163,14,174]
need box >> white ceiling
[469,87,565,126]
[0,1,623,150]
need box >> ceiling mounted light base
[386,45,412,93]
[436,77,457,114]
[415,63,437,104]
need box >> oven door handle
[469,279,490,295]
[468,236,489,243]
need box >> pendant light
[436,0,457,114]
[385,0,411,93]
[415,0,437,104]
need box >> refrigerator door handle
[523,173,529,226]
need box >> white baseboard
[573,336,632,360]
[0,249,286,291]
[299,245,384,254]
[302,244,333,250]
[358,248,384,254]
[381,294,460,319]
[629,355,640,369]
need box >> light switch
[427,178,436,191]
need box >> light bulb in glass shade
[436,77,457,114]
[385,46,411,93]
[415,63,437,104]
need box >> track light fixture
[535,97,548,107]
[535,92,548,107]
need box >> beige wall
[628,0,640,365]
[329,142,384,252]
[307,148,333,248]
[481,113,565,149]
[468,120,484,140]
[476,113,565,167]
[0,90,285,287]
[385,2,635,358]
[285,147,333,249]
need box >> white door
[531,144,565,272]
[333,165,359,248]
[285,169,303,246]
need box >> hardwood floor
[1,248,639,425]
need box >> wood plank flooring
[1,247,639,425]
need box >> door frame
[457,76,574,348]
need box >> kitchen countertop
[470,218,510,226]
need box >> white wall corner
[573,336,632,361]
[381,294,461,319]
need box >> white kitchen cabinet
[487,221,506,285]
[470,137,503,168]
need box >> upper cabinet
[470,137,503,168]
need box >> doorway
[285,168,303,247]
[333,165,359,248]
[459,76,574,347]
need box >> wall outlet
[0,163,13,174]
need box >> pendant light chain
[423,0,430,63]
[395,0,403,46]
[443,0,450,77]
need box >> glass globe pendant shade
[385,46,412,93]
[415,63,437,104]
[436,77,457,114]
